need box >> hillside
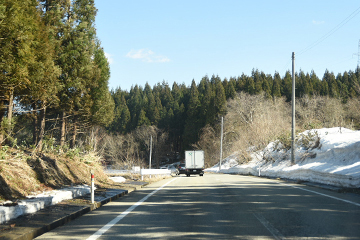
[0,148,113,201]
[207,127,360,189]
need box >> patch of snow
[109,176,127,183]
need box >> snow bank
[206,127,360,188]
[0,185,91,224]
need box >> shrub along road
[35,174,360,239]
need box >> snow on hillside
[206,127,360,188]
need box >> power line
[298,6,360,56]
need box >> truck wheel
[200,174,203,176]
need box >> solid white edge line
[87,178,178,240]
[279,182,360,207]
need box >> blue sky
[94,0,360,91]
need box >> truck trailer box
[185,150,204,176]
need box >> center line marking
[253,213,285,240]
[87,178,178,240]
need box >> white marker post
[91,170,95,204]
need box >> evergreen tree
[214,78,227,118]
[262,74,272,97]
[89,41,114,127]
[336,73,349,102]
[310,70,320,95]
[137,109,150,127]
[198,76,212,125]
[281,71,292,101]
[183,80,201,148]
[236,74,247,92]
[252,69,263,94]
[320,80,329,96]
[339,71,350,100]
[144,83,158,125]
[159,81,174,110]
[154,91,164,122]
[305,72,313,95]
[128,85,143,129]
[227,77,237,99]
[296,70,306,97]
[26,4,62,149]
[348,71,358,97]
[271,72,282,98]
[171,82,185,151]
[246,75,255,95]
[0,0,39,145]
[323,70,338,98]
[38,0,71,147]
[171,82,183,106]
[222,78,229,97]
[111,89,130,133]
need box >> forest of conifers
[1,1,360,167]
[0,0,114,149]
[110,68,360,153]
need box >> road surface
[35,174,360,239]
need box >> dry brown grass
[0,147,114,201]
[296,95,349,130]
[195,93,291,167]
[225,93,291,162]
[345,97,360,129]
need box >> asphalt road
[35,174,360,239]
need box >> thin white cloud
[126,49,170,63]
[105,52,114,64]
[312,20,325,25]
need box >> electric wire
[298,5,360,56]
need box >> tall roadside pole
[149,135,152,169]
[291,52,296,165]
[219,116,224,171]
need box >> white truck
[185,150,205,177]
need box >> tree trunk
[70,117,77,149]
[7,87,14,139]
[4,87,14,145]
[33,103,39,145]
[7,87,14,125]
[37,103,46,151]
[0,101,5,147]
[60,111,66,147]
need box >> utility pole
[353,40,360,68]
[291,52,296,165]
[358,40,360,68]
[219,116,224,171]
[149,136,152,169]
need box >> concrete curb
[0,183,149,240]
